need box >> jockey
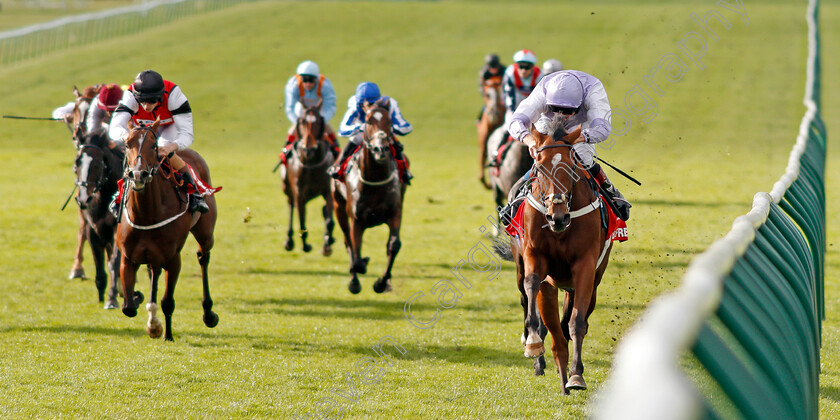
[87,84,123,134]
[502,70,631,221]
[109,70,209,214]
[542,58,564,75]
[281,60,339,160]
[489,49,544,167]
[53,84,102,130]
[328,81,413,183]
[476,53,506,122]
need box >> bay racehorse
[332,101,407,294]
[66,84,102,279]
[488,126,533,232]
[496,126,611,394]
[280,103,336,255]
[117,118,218,341]
[477,78,505,189]
[74,130,123,309]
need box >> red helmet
[97,84,124,111]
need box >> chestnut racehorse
[332,101,407,294]
[74,130,123,309]
[116,119,218,341]
[477,78,505,189]
[280,103,336,255]
[497,126,611,394]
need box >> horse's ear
[73,86,81,99]
[376,98,390,110]
[151,116,161,131]
[315,99,323,111]
[564,125,583,143]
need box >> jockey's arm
[283,76,300,124]
[166,86,194,151]
[321,79,338,122]
[52,102,75,120]
[389,98,412,136]
[507,86,546,143]
[109,90,137,143]
[580,82,612,144]
[338,100,363,139]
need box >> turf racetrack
[0,1,838,418]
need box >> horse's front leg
[322,200,335,257]
[297,195,312,253]
[161,256,181,342]
[119,256,144,318]
[146,267,163,339]
[478,117,489,189]
[284,196,295,251]
[566,259,597,390]
[104,244,121,309]
[373,214,401,293]
[197,249,218,328]
[70,210,87,279]
[522,253,547,358]
[88,230,108,304]
[538,281,570,394]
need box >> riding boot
[393,141,413,184]
[282,134,296,161]
[590,164,631,221]
[180,170,210,214]
[326,132,341,158]
[328,142,358,179]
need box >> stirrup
[327,165,341,180]
[190,193,209,214]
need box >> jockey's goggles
[548,105,577,115]
[517,63,534,70]
[301,75,317,83]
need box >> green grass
[0,1,836,418]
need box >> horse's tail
[491,236,514,262]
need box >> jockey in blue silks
[500,70,631,222]
[328,81,413,183]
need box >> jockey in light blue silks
[328,81,413,183]
[281,60,339,160]
[502,70,631,221]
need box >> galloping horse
[332,101,407,294]
[497,126,611,394]
[66,84,102,280]
[74,130,123,308]
[280,103,336,255]
[477,78,505,189]
[117,119,218,341]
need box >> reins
[527,141,599,221]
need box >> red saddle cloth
[114,163,221,206]
[337,144,409,184]
[504,195,628,242]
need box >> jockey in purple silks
[502,70,632,221]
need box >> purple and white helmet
[545,73,584,108]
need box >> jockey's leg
[574,142,631,221]
[170,153,209,214]
[324,124,340,157]
[282,125,297,161]
[392,140,413,183]
[328,136,361,180]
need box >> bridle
[526,142,600,223]
[125,125,163,189]
[75,143,107,194]
[358,116,397,186]
[294,110,330,168]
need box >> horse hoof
[146,322,163,339]
[133,291,145,306]
[123,307,138,318]
[284,239,294,251]
[372,278,392,293]
[348,278,362,294]
[203,311,219,328]
[523,342,545,358]
[566,374,587,390]
[68,268,86,280]
[322,245,332,257]
[302,243,313,253]
[103,299,119,310]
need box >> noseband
[75,143,107,193]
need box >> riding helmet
[512,49,537,64]
[132,70,165,103]
[543,58,563,74]
[355,82,381,104]
[97,84,124,111]
[545,73,584,109]
[485,53,501,67]
[296,60,320,76]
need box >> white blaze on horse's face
[304,114,318,123]
[369,131,389,162]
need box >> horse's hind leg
[161,258,181,342]
[145,267,163,339]
[284,200,295,251]
[373,217,401,293]
[88,231,108,304]
[567,264,596,391]
[197,249,219,328]
[322,201,335,257]
[104,245,121,309]
[538,282,570,394]
[70,212,87,279]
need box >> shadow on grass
[241,268,443,280]
[634,199,744,208]
[821,385,840,403]
[228,295,431,321]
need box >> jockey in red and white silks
[109,81,193,153]
[502,49,544,124]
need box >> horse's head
[362,100,394,163]
[482,79,504,125]
[74,135,107,210]
[124,118,161,191]
[529,126,584,233]
[69,85,99,147]
[295,102,326,163]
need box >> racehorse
[280,103,336,256]
[332,101,407,294]
[116,118,218,341]
[488,127,533,230]
[74,130,123,309]
[66,85,102,280]
[495,125,611,394]
[477,78,505,189]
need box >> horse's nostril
[141,171,149,179]
[563,214,571,225]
